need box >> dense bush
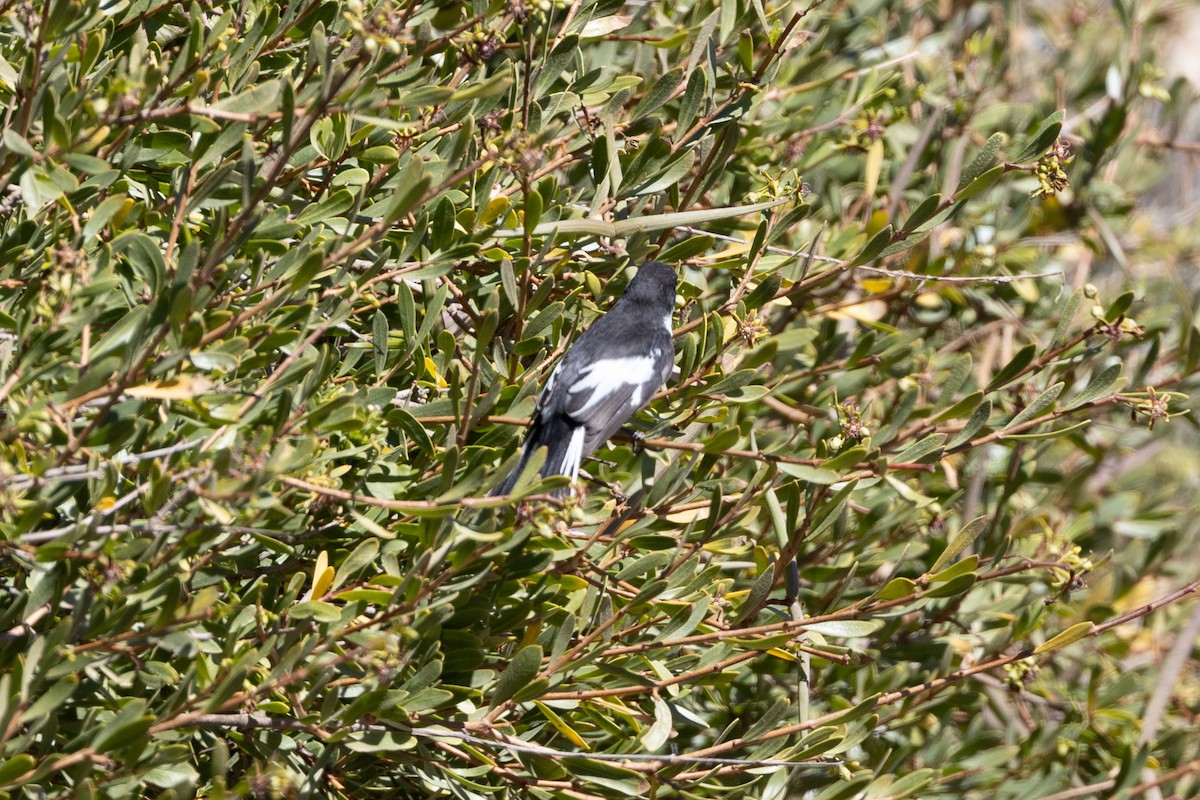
[2,0,1198,797]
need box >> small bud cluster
[344,0,406,56]
[1128,385,1172,431]
[461,26,500,63]
[738,309,769,347]
[1003,660,1038,691]
[829,402,870,451]
[1032,139,1072,198]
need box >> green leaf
[929,554,979,583]
[822,446,867,472]
[1105,290,1135,321]
[289,601,343,622]
[1007,382,1064,428]
[333,537,380,590]
[743,270,783,309]
[877,577,918,600]
[523,189,543,235]
[633,67,684,120]
[631,149,695,196]
[885,767,937,799]
[736,564,776,624]
[89,305,149,363]
[1014,109,1065,162]
[296,188,355,225]
[372,309,388,373]
[955,164,1004,202]
[850,225,893,267]
[1053,288,1082,345]
[451,65,513,101]
[23,675,77,723]
[213,79,281,113]
[92,702,154,753]
[83,195,128,242]
[658,234,713,263]
[1070,363,1123,407]
[946,399,991,449]
[1034,621,1094,654]
[560,757,645,794]
[490,644,543,708]
[929,516,988,574]
[536,35,580,96]
[924,571,977,598]
[2,128,34,158]
[1004,419,1092,440]
[377,156,428,223]
[986,343,1037,391]
[640,694,673,750]
[0,754,35,787]
[677,69,707,134]
[901,193,943,232]
[893,433,946,463]
[933,390,984,422]
[143,762,201,789]
[775,463,839,484]
[958,132,1005,190]
[803,619,883,638]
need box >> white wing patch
[567,355,660,416]
[537,363,562,412]
[560,425,586,480]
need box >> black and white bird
[493,260,677,496]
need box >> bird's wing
[556,345,671,455]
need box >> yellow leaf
[423,357,448,389]
[95,496,116,511]
[767,647,798,662]
[517,620,543,649]
[828,299,888,324]
[864,139,884,200]
[860,277,893,293]
[127,375,214,400]
[722,316,737,344]
[709,241,751,259]
[1034,621,1094,654]
[478,195,510,226]
[534,701,590,749]
[305,551,334,602]
[1012,278,1040,303]
[197,496,234,524]
[663,506,710,524]
[580,15,633,38]
[915,291,943,308]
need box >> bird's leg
[612,426,647,454]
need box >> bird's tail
[491,418,586,497]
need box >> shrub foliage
[2,0,1199,798]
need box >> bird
[492,260,677,496]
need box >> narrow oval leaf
[332,537,380,590]
[987,343,1037,391]
[803,619,883,638]
[0,754,36,787]
[1034,621,1095,654]
[631,150,696,197]
[490,644,543,708]
[946,400,992,450]
[1071,363,1123,408]
[929,515,988,574]
[1007,382,1064,428]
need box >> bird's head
[624,260,677,309]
